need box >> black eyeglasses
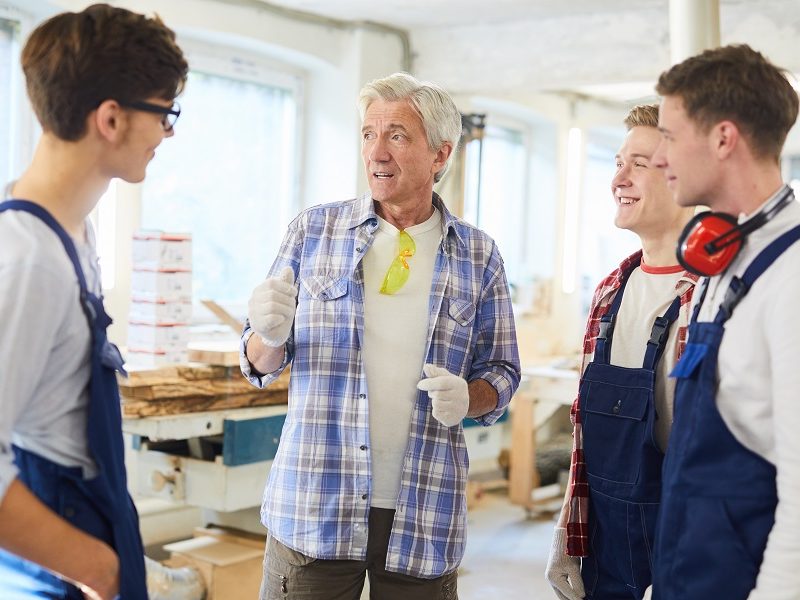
[119,100,181,131]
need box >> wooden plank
[509,393,538,506]
[200,300,245,335]
[122,390,288,418]
[120,377,259,401]
[120,364,229,386]
[119,367,290,401]
[187,342,240,367]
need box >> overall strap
[642,294,682,370]
[594,260,639,365]
[689,277,710,324]
[714,224,800,324]
[0,200,90,294]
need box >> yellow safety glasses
[380,230,416,295]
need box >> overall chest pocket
[296,275,350,344]
[581,380,650,485]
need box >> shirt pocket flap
[584,389,648,421]
[300,275,349,301]
[448,298,476,326]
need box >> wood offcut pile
[119,351,289,418]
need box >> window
[464,125,527,283]
[141,52,301,308]
[89,180,118,290]
[784,154,800,194]
[0,15,20,190]
[463,119,557,311]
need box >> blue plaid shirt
[240,192,520,578]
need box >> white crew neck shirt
[361,208,442,509]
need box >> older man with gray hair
[242,72,520,599]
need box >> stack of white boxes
[127,230,193,367]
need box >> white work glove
[545,527,585,600]
[247,266,298,347]
[145,556,206,600]
[416,364,469,427]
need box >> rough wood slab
[119,378,255,401]
[119,366,291,400]
[121,363,230,385]
[122,389,288,418]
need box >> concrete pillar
[669,0,720,64]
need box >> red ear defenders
[677,187,795,277]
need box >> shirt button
[359,394,366,399]
[361,494,368,500]
[360,445,367,451]
[356,247,363,252]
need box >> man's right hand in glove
[545,527,585,600]
[247,266,298,348]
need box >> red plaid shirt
[565,250,699,557]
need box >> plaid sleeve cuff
[239,327,290,388]
[470,370,513,426]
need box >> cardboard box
[128,323,189,352]
[164,535,263,600]
[125,348,189,367]
[133,230,192,271]
[130,299,193,325]
[131,270,192,302]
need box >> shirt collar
[597,248,698,305]
[348,191,466,248]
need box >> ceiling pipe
[669,0,720,64]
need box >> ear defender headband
[676,187,795,277]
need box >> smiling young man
[546,105,697,600]
[242,72,520,599]
[0,5,187,599]
[650,45,800,600]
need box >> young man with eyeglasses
[242,72,520,599]
[0,5,187,599]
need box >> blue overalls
[0,201,147,599]
[652,224,800,600]
[580,258,682,599]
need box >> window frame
[0,4,37,190]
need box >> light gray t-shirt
[0,208,101,503]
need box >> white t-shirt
[692,188,800,600]
[610,263,685,452]
[0,209,100,504]
[361,209,441,509]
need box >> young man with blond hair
[546,103,697,600]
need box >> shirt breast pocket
[296,275,350,344]
[448,297,476,326]
[436,297,477,371]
